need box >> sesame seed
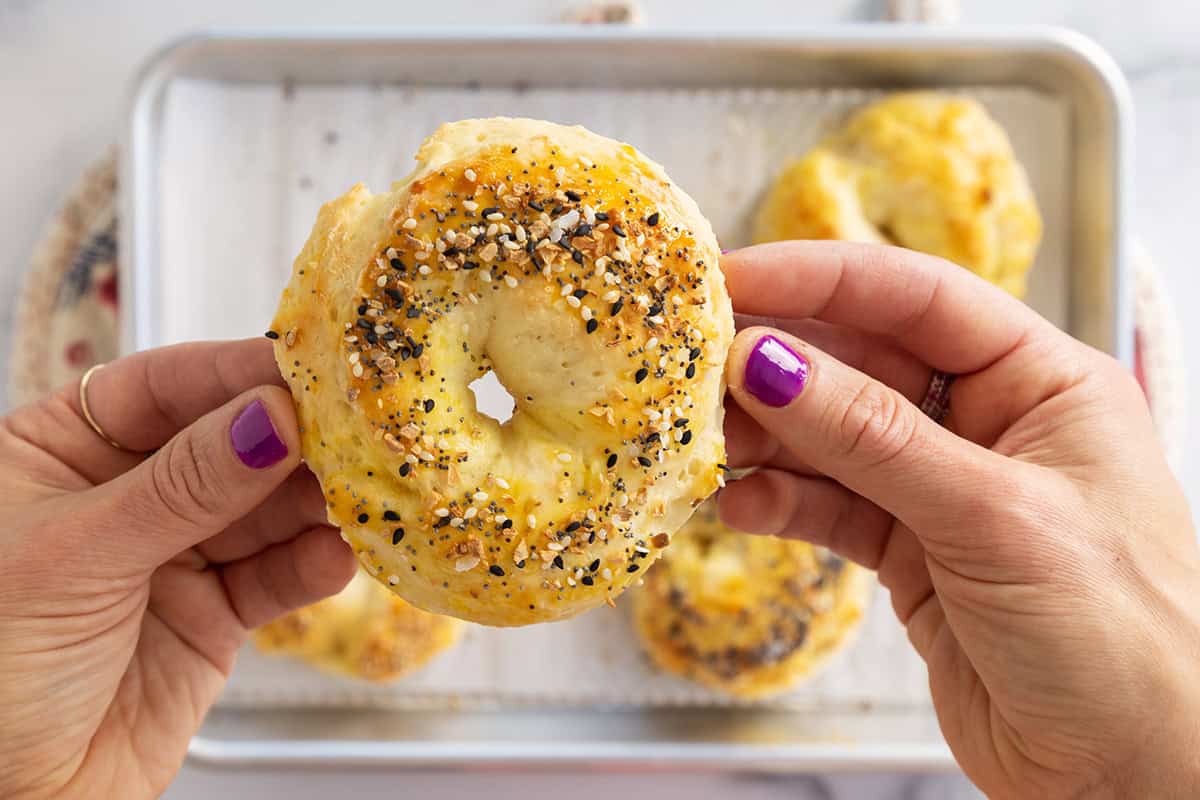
[582,575,594,586]
[464,168,477,182]
[680,430,693,445]
[611,224,626,238]
[606,453,618,469]
[264,330,280,340]
[566,295,581,308]
[434,508,450,517]
[495,477,511,490]
[489,564,505,577]
[627,564,639,573]
[646,212,660,226]
[357,513,369,524]
[527,514,537,528]
[634,367,648,383]
[418,265,432,275]
[352,363,364,378]
[565,190,582,202]
[465,507,478,519]
[383,510,401,521]
[473,491,489,502]
[480,270,492,283]
[602,568,613,580]
[403,218,417,230]
[557,452,573,463]
[399,463,411,477]
[463,200,479,212]
[611,299,624,316]
[581,306,594,321]
[602,289,620,303]
[648,315,665,326]
[586,318,598,334]
[685,362,696,379]
[388,574,400,586]
[646,337,659,350]
[486,212,504,222]
[504,275,519,288]
[637,456,653,467]
[392,528,405,544]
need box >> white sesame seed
[495,514,508,524]
[435,239,447,253]
[527,514,537,528]
[352,363,364,378]
[504,275,519,288]
[602,567,613,581]
[643,407,661,419]
[464,168,477,182]
[567,577,577,587]
[495,477,511,490]
[445,261,459,271]
[583,204,596,224]
[486,223,499,237]
[566,295,581,308]
[503,239,520,250]
[415,251,429,261]
[672,294,684,306]
[616,492,629,507]
[674,429,685,442]
[557,452,573,463]
[386,247,398,259]
[376,274,388,287]
[486,212,504,222]
[463,200,479,212]
[581,306,593,321]
[418,264,432,275]
[388,575,399,585]
[546,542,564,552]
[374,324,387,334]
[561,284,573,296]
[645,337,658,350]
[403,218,417,230]
[450,517,464,528]
[473,491,488,502]
[434,508,450,517]
[636,233,646,247]
[464,507,478,520]
[602,290,619,303]
[648,315,665,325]
[348,352,360,364]
[468,292,480,304]
[480,270,492,283]
[405,453,418,464]
[659,356,668,368]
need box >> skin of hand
[0,339,356,799]
[718,242,1200,799]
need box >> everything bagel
[271,118,733,626]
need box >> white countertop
[5,1,1199,798]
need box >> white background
[4,1,1200,798]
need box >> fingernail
[231,399,288,468]
[744,335,809,407]
[720,248,732,255]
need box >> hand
[718,242,1200,799]
[0,339,356,799]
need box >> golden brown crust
[271,118,733,626]
[253,573,463,682]
[633,502,872,698]
[753,92,1042,297]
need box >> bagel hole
[469,370,515,424]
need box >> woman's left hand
[0,338,356,799]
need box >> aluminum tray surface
[122,26,1131,770]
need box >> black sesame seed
[674,418,689,428]
[357,303,369,315]
[680,430,693,445]
[595,211,609,221]
[424,399,435,413]
[443,247,460,257]
[392,528,405,544]
[412,344,425,358]
[611,299,624,316]
[399,463,412,477]
[645,432,660,444]
[606,453,618,469]
[382,330,397,341]
[390,258,404,270]
[582,575,594,586]
[500,518,514,530]
[489,565,505,577]
[574,223,592,237]
[718,463,731,471]
[435,516,452,529]
[571,249,584,265]
[356,318,372,330]
[589,559,601,572]
[406,335,419,349]
[406,306,422,318]
[612,224,626,238]
[528,199,544,211]
[586,318,598,334]
[685,362,696,379]
[357,513,369,524]
[635,367,649,383]
[689,347,702,361]
[646,212,660,226]
[637,456,653,467]
[566,521,582,532]
[364,331,378,345]
[399,347,412,361]
[481,206,500,217]
[565,189,582,202]
[463,261,479,270]
[516,559,527,568]
[647,303,663,317]
[553,555,564,569]
[264,330,280,340]
[382,510,400,522]
[572,288,588,299]
[627,564,640,573]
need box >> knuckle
[829,380,918,468]
[149,434,227,522]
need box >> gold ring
[80,364,127,450]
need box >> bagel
[253,572,463,682]
[753,92,1042,297]
[270,118,733,627]
[633,501,872,698]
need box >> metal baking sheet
[121,26,1132,770]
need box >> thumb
[92,386,302,569]
[726,327,1004,539]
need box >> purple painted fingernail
[744,335,809,407]
[720,248,732,255]
[231,399,288,468]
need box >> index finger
[722,241,1056,374]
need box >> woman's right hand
[718,242,1200,799]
